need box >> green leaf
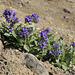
[30,36,37,42]
[24,45,29,52]
[18,39,23,45]
[61,47,65,62]
[30,44,34,47]
[0,26,2,29]
[71,60,75,65]
[50,36,55,41]
[12,31,17,39]
[14,25,19,29]
[34,41,38,46]
[25,25,33,28]
[53,62,61,67]
[4,33,10,37]
[62,64,68,71]
[47,38,51,49]
[4,40,8,43]
[2,23,8,29]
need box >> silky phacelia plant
[0,8,75,73]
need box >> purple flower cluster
[51,49,62,55]
[25,14,39,23]
[3,8,19,24]
[38,41,48,50]
[50,42,62,56]
[25,15,31,22]
[18,27,31,37]
[40,27,50,39]
[39,27,50,50]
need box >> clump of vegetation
[0,8,75,72]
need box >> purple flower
[3,8,19,24]
[52,49,55,54]
[53,42,56,47]
[52,42,59,48]
[55,51,59,55]
[8,25,13,31]
[24,28,30,36]
[39,41,48,50]
[25,14,39,23]
[38,28,50,50]
[40,28,50,39]
[25,15,32,22]
[3,8,13,17]
[51,49,59,55]
[18,27,31,37]
[40,27,50,39]
[45,27,50,32]
[42,41,48,46]
[13,12,16,16]
[12,16,19,23]
[18,31,23,37]
[31,14,39,23]
[40,30,48,39]
[71,41,75,47]
[51,49,62,55]
[56,44,59,48]
[20,27,25,32]
[39,45,43,50]
[59,50,62,54]
[31,14,39,18]
[60,37,64,40]
[3,8,13,20]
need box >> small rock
[63,8,71,13]
[64,16,69,19]
[22,53,49,75]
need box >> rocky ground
[0,45,74,75]
[0,0,75,75]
